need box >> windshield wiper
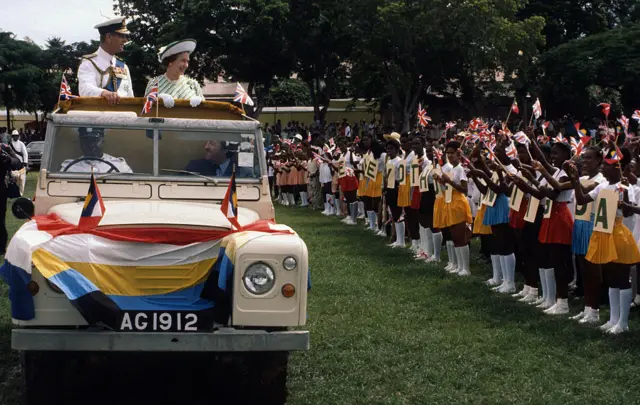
[160,169,219,185]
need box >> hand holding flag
[141,78,159,115]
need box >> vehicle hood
[48,200,261,229]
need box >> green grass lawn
[2,176,640,404]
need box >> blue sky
[1,0,117,46]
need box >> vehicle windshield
[48,125,261,178]
[27,142,44,152]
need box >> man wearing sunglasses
[77,16,135,105]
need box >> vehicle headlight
[283,256,297,271]
[243,262,275,295]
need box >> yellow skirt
[473,204,492,235]
[433,195,445,229]
[397,175,411,207]
[586,217,640,264]
[357,175,367,197]
[442,190,473,228]
[364,172,383,198]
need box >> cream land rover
[4,98,309,405]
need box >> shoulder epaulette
[81,53,97,59]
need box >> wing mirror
[12,197,35,220]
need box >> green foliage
[538,23,640,118]
[264,79,311,107]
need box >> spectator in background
[0,144,24,254]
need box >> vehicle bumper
[12,328,309,352]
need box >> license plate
[119,311,200,332]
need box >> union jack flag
[618,115,629,133]
[141,79,158,115]
[418,103,430,127]
[632,110,640,122]
[445,122,456,130]
[532,98,542,119]
[59,74,77,101]
[513,131,529,146]
[233,82,254,106]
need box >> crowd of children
[267,121,640,334]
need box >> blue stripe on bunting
[48,269,100,300]
[108,283,214,311]
[0,259,35,320]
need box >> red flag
[599,103,611,119]
[511,99,519,114]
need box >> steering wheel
[63,157,120,173]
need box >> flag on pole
[599,103,611,119]
[604,143,623,165]
[511,99,520,114]
[233,83,254,106]
[221,167,241,230]
[59,74,78,101]
[532,98,542,119]
[141,78,159,115]
[78,171,106,229]
[632,110,640,122]
[418,103,430,127]
[618,115,629,134]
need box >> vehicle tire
[21,351,82,405]
[244,351,289,405]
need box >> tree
[348,0,545,131]
[538,23,640,120]
[287,0,354,123]
[519,0,640,50]
[264,78,311,106]
[0,32,46,129]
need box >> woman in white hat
[145,39,204,108]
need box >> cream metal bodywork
[13,111,308,346]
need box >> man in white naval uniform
[60,127,133,174]
[77,17,135,105]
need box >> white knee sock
[545,268,556,304]
[396,221,405,245]
[446,241,456,267]
[432,232,442,261]
[491,255,502,282]
[609,287,621,326]
[418,225,426,252]
[618,288,633,329]
[539,269,547,300]
[425,228,434,256]
[358,201,365,217]
[502,254,516,285]
[456,245,470,273]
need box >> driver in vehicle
[60,127,133,173]
[185,139,253,177]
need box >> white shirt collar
[96,47,116,68]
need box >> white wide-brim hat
[157,39,197,63]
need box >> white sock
[432,232,442,261]
[425,228,435,256]
[498,256,508,284]
[502,253,516,284]
[545,268,556,304]
[367,211,375,230]
[455,246,463,271]
[490,255,502,282]
[457,245,470,272]
[446,241,455,266]
[609,288,621,326]
[358,201,365,216]
[618,288,633,329]
[396,222,405,245]
[539,269,547,300]
[372,212,378,230]
[419,226,426,252]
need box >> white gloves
[158,93,175,108]
[189,96,203,108]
